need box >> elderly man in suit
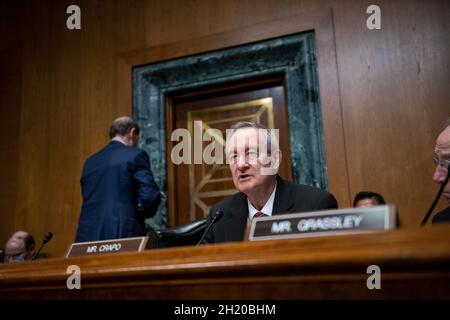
[202,121,337,244]
[432,118,450,224]
[75,116,160,242]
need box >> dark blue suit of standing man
[75,116,161,242]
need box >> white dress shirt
[247,182,277,218]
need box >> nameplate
[248,205,396,241]
[65,236,149,258]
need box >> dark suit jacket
[432,206,450,224]
[202,176,338,243]
[75,141,160,242]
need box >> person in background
[431,118,450,224]
[353,191,386,208]
[75,116,161,242]
[353,190,402,227]
[3,231,35,263]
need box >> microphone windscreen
[43,232,53,243]
[214,210,224,220]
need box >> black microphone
[196,210,224,246]
[32,232,53,260]
[421,164,450,226]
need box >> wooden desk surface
[1,225,450,299]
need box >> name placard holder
[247,205,396,241]
[65,236,150,258]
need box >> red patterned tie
[254,211,267,218]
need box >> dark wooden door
[167,77,292,226]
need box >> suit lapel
[272,176,295,215]
[223,176,294,241]
[226,193,248,241]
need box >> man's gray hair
[227,121,279,153]
[109,116,140,139]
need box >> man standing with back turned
[202,122,338,244]
[75,116,161,242]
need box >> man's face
[226,128,280,195]
[433,126,450,203]
[355,198,378,208]
[5,231,29,261]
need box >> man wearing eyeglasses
[432,118,450,224]
[201,121,338,244]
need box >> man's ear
[125,128,137,146]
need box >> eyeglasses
[228,151,261,164]
[433,156,450,172]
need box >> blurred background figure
[353,191,386,208]
[3,231,35,263]
[353,191,400,226]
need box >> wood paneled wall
[0,0,448,257]
[0,1,23,253]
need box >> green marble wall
[133,31,327,230]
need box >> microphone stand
[32,232,53,260]
[421,164,450,226]
[196,211,224,246]
[32,245,44,261]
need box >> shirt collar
[111,137,126,145]
[247,181,277,218]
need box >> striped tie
[254,211,267,218]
